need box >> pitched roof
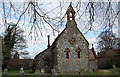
[76,27,89,45]
[52,26,89,46]
[35,45,55,59]
[35,4,89,59]
[52,27,66,45]
[89,48,96,61]
[98,49,120,58]
[66,3,75,14]
[91,47,97,58]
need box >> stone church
[35,4,97,74]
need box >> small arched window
[70,12,73,20]
[76,47,81,60]
[65,48,70,60]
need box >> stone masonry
[35,4,97,74]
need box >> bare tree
[75,1,119,33]
[98,30,117,51]
[2,23,27,68]
[2,1,119,37]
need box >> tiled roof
[98,49,120,58]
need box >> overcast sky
[0,0,119,59]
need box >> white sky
[0,0,119,58]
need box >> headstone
[0,36,2,76]
[20,67,24,75]
[41,68,45,74]
[113,64,116,69]
[3,68,8,75]
[34,70,40,75]
[40,68,45,76]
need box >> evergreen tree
[2,23,27,69]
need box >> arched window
[65,48,70,60]
[76,47,81,60]
[78,51,80,59]
[70,12,73,20]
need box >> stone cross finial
[70,2,72,5]
[47,35,50,47]
[92,44,94,51]
[92,44,93,48]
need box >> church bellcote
[66,4,75,21]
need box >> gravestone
[3,68,8,75]
[34,70,40,75]
[0,36,2,76]
[113,64,116,69]
[20,67,24,75]
[41,68,45,74]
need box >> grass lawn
[85,68,120,75]
[2,68,120,76]
[3,69,35,75]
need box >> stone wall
[56,21,89,73]
[98,56,120,69]
[8,59,33,70]
[37,46,56,73]
[0,36,2,76]
[89,60,97,72]
[97,49,120,69]
[37,50,52,73]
